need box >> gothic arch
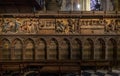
[36,38,47,60]
[60,38,71,60]
[83,38,94,60]
[48,38,58,60]
[107,38,117,60]
[12,38,23,60]
[72,38,82,60]
[24,38,35,60]
[95,38,105,60]
[23,71,39,76]
[1,38,11,60]
[12,38,23,45]
[1,38,11,44]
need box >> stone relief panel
[56,18,79,34]
[104,19,117,34]
[79,19,105,34]
[0,18,56,34]
[0,17,120,35]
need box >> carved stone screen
[60,39,70,60]
[0,18,120,35]
[13,39,22,60]
[48,39,58,60]
[24,39,34,60]
[72,39,82,60]
[83,39,93,60]
[36,39,46,60]
[1,39,11,60]
[95,38,105,60]
[107,39,116,60]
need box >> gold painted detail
[0,18,120,35]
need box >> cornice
[0,11,120,18]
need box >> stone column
[71,0,73,11]
[118,0,120,11]
[105,39,108,60]
[11,46,14,60]
[34,45,38,60]
[80,0,83,11]
[114,0,119,11]
[0,45,2,60]
[60,0,66,11]
[106,0,114,11]
[106,0,109,11]
[101,0,106,11]
[83,0,85,11]
[22,45,26,60]
[86,0,90,11]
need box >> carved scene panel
[0,17,120,35]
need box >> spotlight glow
[77,4,80,9]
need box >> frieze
[0,17,120,35]
[56,18,79,34]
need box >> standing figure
[14,18,21,33]
[67,19,75,33]
[2,19,10,33]
[26,20,32,33]
[56,20,66,33]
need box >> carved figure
[2,19,11,33]
[67,19,74,33]
[56,21,66,33]
[106,20,115,32]
[14,18,21,33]
[0,19,3,33]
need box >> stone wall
[0,35,120,61]
[0,13,120,35]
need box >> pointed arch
[95,38,105,60]
[1,38,11,60]
[24,38,35,60]
[12,38,22,60]
[107,38,117,60]
[36,38,47,60]
[24,71,38,76]
[60,38,70,60]
[72,38,82,60]
[83,38,94,60]
[48,38,58,60]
